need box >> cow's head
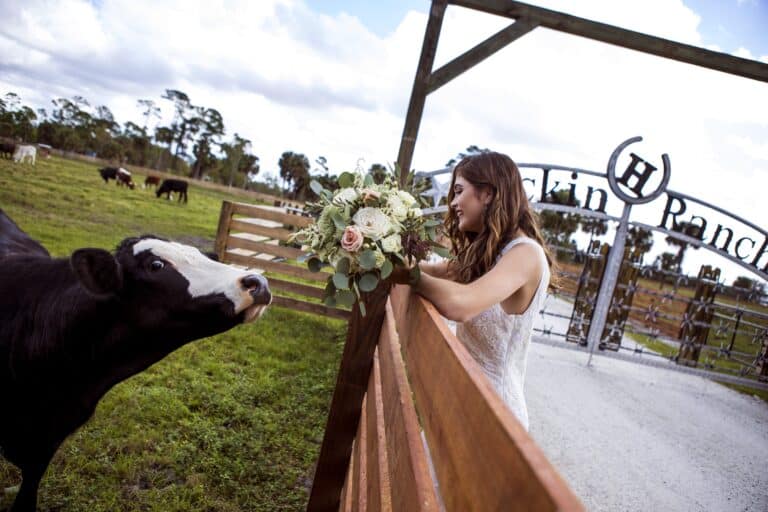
[70,236,271,332]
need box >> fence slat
[266,278,325,300]
[224,251,330,282]
[231,202,313,227]
[354,395,368,512]
[229,219,295,242]
[366,350,391,512]
[378,299,440,512]
[271,296,350,321]
[342,444,355,512]
[226,234,305,260]
[389,286,584,512]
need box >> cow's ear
[71,249,123,296]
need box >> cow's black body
[0,209,49,259]
[98,166,118,183]
[0,142,16,159]
[0,210,269,511]
[156,179,188,203]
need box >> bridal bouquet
[292,170,447,315]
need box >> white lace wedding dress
[454,237,550,431]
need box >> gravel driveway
[527,298,768,511]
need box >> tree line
[0,90,364,197]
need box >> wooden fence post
[215,200,234,261]
[307,282,393,512]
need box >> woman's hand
[388,261,420,285]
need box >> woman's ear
[481,188,494,205]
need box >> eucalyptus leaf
[335,289,355,308]
[331,212,346,229]
[307,257,323,272]
[333,272,350,290]
[359,250,377,270]
[338,172,354,188]
[321,190,333,201]
[425,219,442,227]
[336,257,350,275]
[380,259,393,279]
[363,173,374,187]
[310,180,324,195]
[358,273,379,292]
[426,226,436,241]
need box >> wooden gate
[214,200,350,320]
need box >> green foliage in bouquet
[291,167,449,316]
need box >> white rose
[387,195,409,221]
[380,234,402,254]
[352,207,392,240]
[334,187,358,204]
[409,207,423,217]
[397,190,417,206]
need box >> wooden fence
[310,284,584,511]
[215,199,582,510]
[214,200,350,320]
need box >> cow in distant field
[0,142,15,159]
[156,178,188,203]
[116,168,135,189]
[143,175,161,189]
[0,208,271,512]
[12,145,36,165]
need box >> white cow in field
[13,145,36,165]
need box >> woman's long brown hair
[445,152,556,287]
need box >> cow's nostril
[241,274,265,291]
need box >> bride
[396,151,554,430]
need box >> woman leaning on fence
[393,151,555,431]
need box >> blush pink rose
[341,225,364,252]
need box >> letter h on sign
[618,152,657,198]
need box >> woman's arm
[412,243,542,323]
[418,258,452,279]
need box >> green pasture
[0,157,346,511]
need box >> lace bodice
[455,237,549,431]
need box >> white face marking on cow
[132,239,265,317]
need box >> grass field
[0,157,346,511]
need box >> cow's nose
[241,274,271,304]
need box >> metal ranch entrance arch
[397,0,768,386]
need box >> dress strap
[500,236,537,257]
[499,237,550,284]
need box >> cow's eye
[150,260,165,271]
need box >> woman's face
[450,175,491,233]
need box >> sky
[0,0,766,281]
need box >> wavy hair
[445,152,556,287]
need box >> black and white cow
[0,209,271,512]
[115,168,135,189]
[156,178,188,203]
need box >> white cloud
[0,0,766,280]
